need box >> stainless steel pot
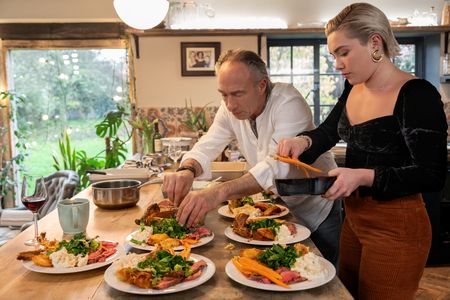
[91,179,155,209]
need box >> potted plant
[0,91,28,207]
[183,99,212,137]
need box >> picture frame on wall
[181,42,221,76]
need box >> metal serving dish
[275,176,337,196]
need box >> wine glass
[21,176,48,247]
[168,142,182,169]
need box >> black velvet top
[300,79,448,201]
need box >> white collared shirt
[182,82,337,231]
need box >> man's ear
[258,78,267,94]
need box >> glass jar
[141,133,154,155]
[167,1,183,29]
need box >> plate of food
[224,213,310,245]
[126,217,214,251]
[104,248,215,294]
[17,233,123,274]
[225,243,335,291]
[218,196,289,219]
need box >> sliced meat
[280,270,307,284]
[191,260,207,273]
[184,270,202,281]
[185,232,200,240]
[154,277,183,289]
[195,227,212,237]
[286,222,297,235]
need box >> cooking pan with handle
[275,176,336,196]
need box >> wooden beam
[0,23,127,40]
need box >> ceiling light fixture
[113,0,169,30]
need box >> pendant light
[113,0,169,30]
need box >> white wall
[135,35,258,107]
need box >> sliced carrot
[272,155,322,173]
[232,256,290,288]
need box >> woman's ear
[369,34,383,50]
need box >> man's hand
[162,170,195,207]
[176,188,223,227]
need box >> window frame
[0,39,134,205]
[267,37,424,125]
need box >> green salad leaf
[151,218,190,239]
[56,233,100,257]
[245,218,281,232]
[136,250,194,283]
[257,244,299,270]
[240,196,254,206]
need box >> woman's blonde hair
[325,2,400,58]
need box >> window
[267,38,423,125]
[3,40,132,186]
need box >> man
[163,49,341,266]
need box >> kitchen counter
[0,183,352,299]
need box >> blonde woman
[277,3,447,299]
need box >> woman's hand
[323,168,374,200]
[277,136,310,159]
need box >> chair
[0,170,79,236]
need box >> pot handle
[136,177,163,189]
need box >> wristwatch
[176,165,196,177]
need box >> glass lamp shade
[113,0,169,30]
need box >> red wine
[22,197,46,213]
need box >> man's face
[217,61,267,120]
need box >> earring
[371,49,383,63]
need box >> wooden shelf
[1,23,450,40]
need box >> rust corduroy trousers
[339,193,431,300]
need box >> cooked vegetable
[55,233,100,256]
[151,218,190,239]
[245,218,281,232]
[256,244,298,270]
[136,250,194,281]
[272,155,322,174]
[232,256,290,288]
[240,196,254,206]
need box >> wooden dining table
[0,183,353,300]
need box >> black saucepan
[275,176,337,196]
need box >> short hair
[325,2,400,58]
[215,49,273,93]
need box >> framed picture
[181,42,221,76]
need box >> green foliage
[0,91,29,199]
[183,99,211,132]
[257,244,299,270]
[52,103,132,189]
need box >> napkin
[0,209,33,227]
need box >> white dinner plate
[224,223,311,245]
[218,204,290,219]
[125,230,214,251]
[104,253,215,295]
[225,257,335,291]
[22,244,124,274]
